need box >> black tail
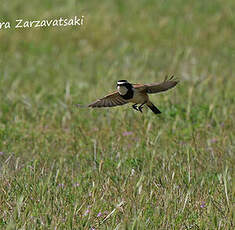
[147,102,161,114]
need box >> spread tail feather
[147,102,161,114]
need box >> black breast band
[120,87,134,100]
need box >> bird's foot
[132,104,139,111]
[138,106,143,113]
[138,102,146,113]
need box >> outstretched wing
[133,84,147,91]
[145,75,179,94]
[88,91,128,108]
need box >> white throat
[117,85,128,95]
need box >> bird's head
[117,80,132,95]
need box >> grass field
[0,0,234,229]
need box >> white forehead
[117,81,128,85]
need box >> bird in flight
[78,76,178,114]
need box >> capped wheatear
[78,76,178,114]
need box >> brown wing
[145,75,179,94]
[88,91,128,108]
[133,84,147,91]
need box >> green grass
[0,0,234,229]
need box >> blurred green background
[0,0,234,229]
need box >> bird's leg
[132,103,139,111]
[138,102,146,113]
